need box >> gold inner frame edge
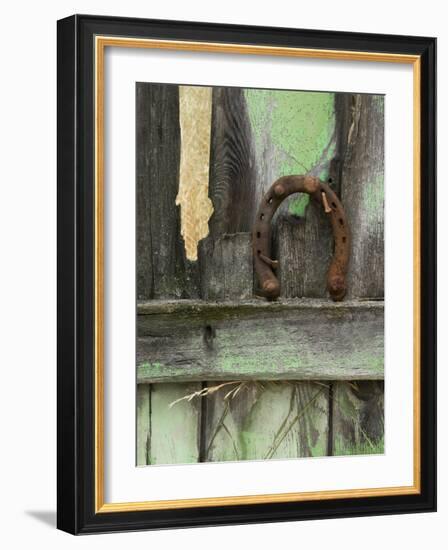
[94,35,421,514]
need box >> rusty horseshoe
[252,175,350,301]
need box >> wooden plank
[203,381,328,461]
[135,82,199,300]
[136,384,150,465]
[273,216,306,298]
[148,383,202,464]
[203,381,330,462]
[329,95,385,455]
[245,90,342,299]
[332,381,384,456]
[302,153,342,299]
[136,83,155,300]
[293,382,330,457]
[137,300,384,382]
[199,233,253,301]
[340,94,385,299]
[207,87,257,238]
[203,382,261,462]
[302,200,334,298]
[244,89,337,205]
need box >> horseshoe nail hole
[256,232,261,238]
[342,236,346,243]
[328,178,333,184]
[331,202,337,209]
[267,197,273,205]
[260,213,265,220]
[339,219,344,226]
[257,250,261,255]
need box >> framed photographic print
[57,14,436,534]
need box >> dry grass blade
[224,382,246,400]
[221,422,240,460]
[264,387,325,460]
[205,400,230,459]
[168,381,240,408]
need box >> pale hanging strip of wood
[176,86,214,261]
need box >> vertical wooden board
[136,82,199,300]
[340,94,385,299]
[332,381,384,456]
[274,160,341,299]
[199,233,253,301]
[302,200,334,297]
[247,382,330,460]
[273,201,335,300]
[294,382,331,457]
[245,89,339,298]
[202,383,260,462]
[273,216,306,298]
[244,384,304,461]
[331,95,385,456]
[149,383,202,465]
[136,384,150,466]
[136,83,154,300]
[204,382,329,462]
[207,87,257,238]
[244,89,336,215]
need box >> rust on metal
[252,175,350,301]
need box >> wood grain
[136,83,199,300]
[137,300,384,382]
[136,384,150,466]
[340,94,385,299]
[328,95,385,453]
[332,381,384,455]
[264,93,342,300]
[302,158,342,298]
[207,87,257,238]
[199,233,253,301]
[203,382,330,462]
[135,86,385,464]
[273,216,306,298]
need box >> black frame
[57,14,436,534]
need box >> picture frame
[57,14,436,534]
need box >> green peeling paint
[138,349,383,382]
[288,194,310,217]
[149,383,201,464]
[244,89,336,216]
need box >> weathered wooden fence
[136,84,385,465]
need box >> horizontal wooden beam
[137,299,384,383]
